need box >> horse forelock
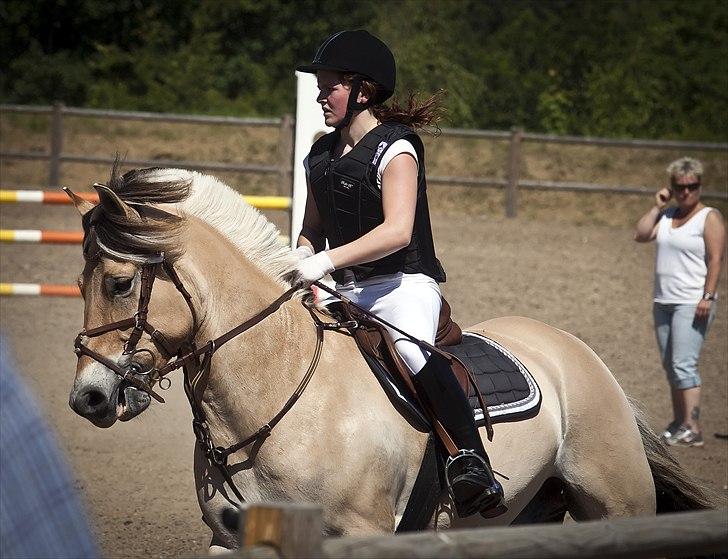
[84,166,191,264]
[87,166,298,283]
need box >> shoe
[446,450,504,517]
[670,427,704,447]
[660,421,680,443]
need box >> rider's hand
[655,187,672,209]
[296,251,335,284]
[295,245,314,260]
[694,299,712,322]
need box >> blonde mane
[176,169,298,283]
[90,166,298,284]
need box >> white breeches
[320,272,442,374]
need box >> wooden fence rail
[230,502,728,559]
[1,103,727,219]
[0,102,295,199]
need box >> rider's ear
[357,90,370,105]
[94,183,139,220]
[63,187,95,216]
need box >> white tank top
[654,206,713,303]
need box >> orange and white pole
[0,190,292,210]
[0,283,81,297]
[0,229,84,244]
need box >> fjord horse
[67,167,709,551]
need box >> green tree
[1,0,725,140]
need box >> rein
[74,255,485,509]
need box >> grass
[1,111,726,232]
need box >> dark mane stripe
[87,162,194,262]
[84,162,298,282]
[108,162,192,206]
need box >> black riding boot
[413,352,504,518]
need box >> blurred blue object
[0,339,99,558]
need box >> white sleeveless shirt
[654,206,713,304]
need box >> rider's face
[316,71,351,127]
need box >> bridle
[74,256,196,403]
[73,253,331,506]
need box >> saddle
[327,297,541,438]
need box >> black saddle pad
[444,332,541,426]
[365,331,541,431]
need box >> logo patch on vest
[371,141,389,167]
[339,178,355,190]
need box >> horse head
[67,168,198,427]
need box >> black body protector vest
[308,122,446,284]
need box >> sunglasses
[671,182,701,192]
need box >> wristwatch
[702,292,718,301]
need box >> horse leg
[193,446,245,551]
[555,342,656,519]
[510,477,567,524]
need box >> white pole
[291,71,332,248]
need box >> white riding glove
[295,245,315,260]
[297,251,335,283]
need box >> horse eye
[105,276,134,297]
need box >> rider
[294,29,504,517]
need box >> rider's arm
[297,177,326,254]
[326,152,418,269]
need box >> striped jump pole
[0,190,292,210]
[1,229,289,245]
[0,283,80,297]
[1,229,84,244]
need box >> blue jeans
[653,302,717,389]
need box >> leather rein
[73,255,330,506]
[73,254,486,508]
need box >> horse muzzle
[69,365,151,427]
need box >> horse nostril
[83,389,107,409]
[221,507,240,532]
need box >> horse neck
[181,218,317,443]
[178,217,423,475]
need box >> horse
[67,166,710,552]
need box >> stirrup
[445,450,503,518]
[445,450,492,483]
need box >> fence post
[49,101,65,187]
[277,114,294,197]
[506,127,522,218]
[238,501,323,558]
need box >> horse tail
[629,399,714,512]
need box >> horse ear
[93,183,138,220]
[62,187,95,216]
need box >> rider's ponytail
[343,74,445,132]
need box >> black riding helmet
[297,30,396,129]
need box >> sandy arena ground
[1,201,726,558]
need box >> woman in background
[634,157,725,446]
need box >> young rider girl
[294,30,503,517]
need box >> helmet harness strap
[335,76,372,130]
